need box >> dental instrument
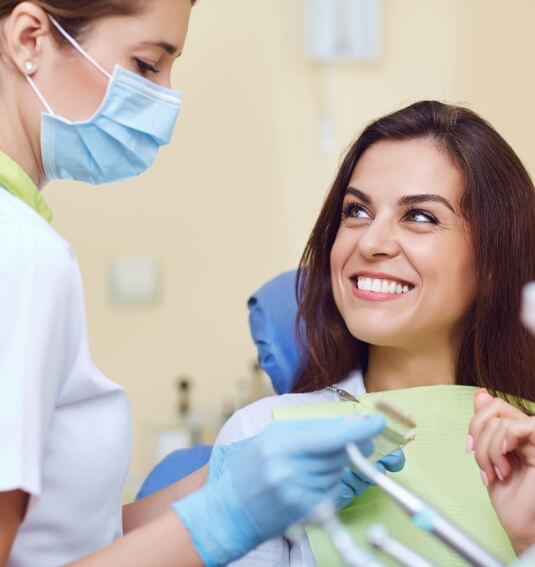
[368,524,435,567]
[346,443,505,567]
[308,501,385,567]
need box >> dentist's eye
[134,58,160,76]
[342,202,371,220]
[405,208,438,224]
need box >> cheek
[330,228,355,272]
[417,236,476,320]
[47,57,109,121]
[330,229,354,298]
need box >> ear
[2,1,53,77]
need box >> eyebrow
[345,187,456,213]
[141,41,181,57]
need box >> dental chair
[136,270,301,499]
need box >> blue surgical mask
[25,17,182,185]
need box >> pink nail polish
[494,465,504,481]
[480,469,489,487]
[501,439,507,455]
[465,435,474,453]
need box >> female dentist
[0,1,390,566]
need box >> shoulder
[215,389,341,446]
[0,198,76,287]
[215,370,366,446]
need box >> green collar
[0,152,52,222]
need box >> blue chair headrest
[247,270,303,394]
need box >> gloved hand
[209,437,405,512]
[335,450,405,510]
[173,415,387,567]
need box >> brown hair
[0,1,196,42]
[294,100,535,407]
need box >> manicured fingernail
[494,466,504,481]
[480,469,489,487]
[465,435,474,453]
[501,439,507,455]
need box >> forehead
[92,0,191,51]
[348,138,464,204]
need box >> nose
[357,216,401,260]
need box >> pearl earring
[24,61,35,74]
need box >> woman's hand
[468,390,535,554]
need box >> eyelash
[134,58,160,76]
[405,207,439,224]
[341,202,439,225]
[342,202,369,220]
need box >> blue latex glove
[173,415,386,567]
[335,450,406,509]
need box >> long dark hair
[294,101,535,406]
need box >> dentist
[0,2,392,566]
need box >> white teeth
[356,277,412,295]
[371,279,382,292]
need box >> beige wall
[44,0,535,483]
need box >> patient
[215,101,535,565]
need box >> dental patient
[215,101,535,565]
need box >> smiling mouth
[350,276,415,295]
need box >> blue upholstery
[137,271,302,499]
[136,445,213,500]
[247,270,301,394]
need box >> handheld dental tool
[327,390,417,460]
[308,501,385,567]
[368,524,435,567]
[347,443,505,567]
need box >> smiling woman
[295,100,535,403]
[212,100,535,566]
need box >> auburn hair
[294,101,535,408]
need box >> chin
[344,319,409,347]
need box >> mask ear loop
[48,16,112,80]
[25,72,54,116]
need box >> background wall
[44,0,535,489]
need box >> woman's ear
[2,1,53,77]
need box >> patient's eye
[342,202,371,220]
[405,208,439,224]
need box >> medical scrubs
[0,153,132,566]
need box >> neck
[365,338,459,392]
[0,83,45,189]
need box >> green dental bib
[273,385,517,567]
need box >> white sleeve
[214,398,292,567]
[215,394,295,445]
[0,226,76,496]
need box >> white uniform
[214,372,366,567]
[0,156,131,567]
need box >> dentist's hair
[0,1,196,42]
[294,100,535,407]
